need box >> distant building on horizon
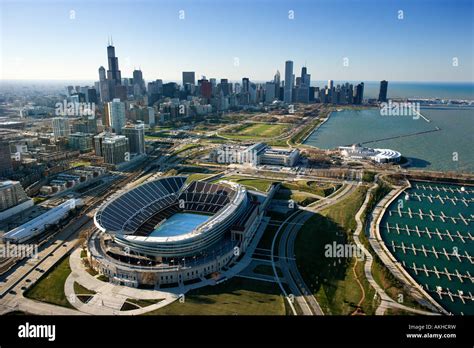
[98,42,122,102]
[133,69,146,97]
[353,82,364,105]
[378,80,388,102]
[106,43,122,88]
[273,70,281,99]
[284,60,294,103]
[182,71,196,86]
[265,82,276,103]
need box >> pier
[360,127,441,145]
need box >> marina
[379,181,474,315]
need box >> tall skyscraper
[378,80,388,102]
[108,99,126,134]
[122,123,145,154]
[98,66,109,102]
[273,70,281,98]
[328,80,334,91]
[354,82,364,105]
[106,43,121,83]
[301,67,311,87]
[242,78,250,93]
[182,71,196,86]
[198,79,212,99]
[284,60,294,103]
[105,41,122,100]
[219,79,230,96]
[265,82,276,103]
[296,66,310,103]
[133,69,146,97]
[52,117,70,138]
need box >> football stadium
[89,176,264,287]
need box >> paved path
[65,248,180,315]
[353,177,442,315]
[303,183,357,211]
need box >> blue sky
[1,0,473,82]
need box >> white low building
[210,142,300,167]
[339,144,401,163]
[3,199,80,243]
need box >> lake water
[304,106,474,172]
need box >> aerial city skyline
[95,41,374,108]
[0,1,472,345]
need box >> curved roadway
[271,182,358,315]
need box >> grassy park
[294,186,378,315]
[145,277,288,315]
[216,176,275,192]
[25,255,74,309]
[220,123,290,140]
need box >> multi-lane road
[271,182,359,315]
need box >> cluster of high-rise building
[90,44,391,117]
[318,80,365,105]
[93,123,145,166]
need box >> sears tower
[99,38,124,102]
[106,42,121,84]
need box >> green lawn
[73,282,96,296]
[69,161,91,168]
[25,255,74,309]
[121,298,163,311]
[294,186,377,315]
[362,171,376,183]
[97,274,109,282]
[221,123,290,140]
[144,277,288,315]
[289,118,322,145]
[74,281,96,303]
[185,173,215,183]
[281,180,340,197]
[320,186,368,233]
[385,307,417,315]
[273,189,319,206]
[217,176,275,192]
[172,144,201,156]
